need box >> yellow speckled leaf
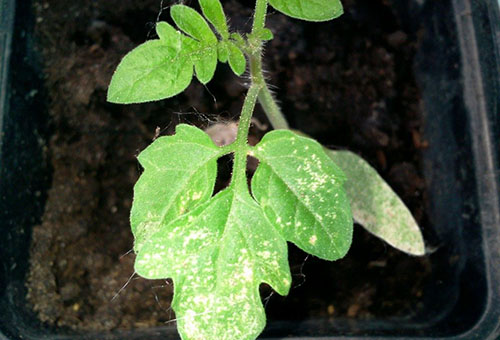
[252,130,353,260]
[135,188,291,340]
[131,124,222,253]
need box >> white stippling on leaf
[134,174,292,339]
[309,235,317,245]
[252,129,353,261]
[327,150,425,255]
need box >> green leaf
[257,28,274,41]
[269,0,344,22]
[193,41,218,84]
[252,130,353,260]
[171,4,217,44]
[227,41,246,76]
[155,21,181,50]
[217,40,229,63]
[135,188,291,340]
[199,0,229,39]
[171,5,219,84]
[326,150,425,255]
[108,18,220,104]
[107,39,193,104]
[230,32,246,46]
[130,124,222,253]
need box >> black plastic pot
[1,0,499,339]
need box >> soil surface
[27,0,432,332]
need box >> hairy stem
[252,0,290,130]
[252,0,268,32]
[258,85,289,129]
[230,0,269,191]
[232,84,261,191]
[231,0,290,189]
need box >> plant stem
[252,0,268,32]
[232,83,261,191]
[231,0,290,190]
[258,85,289,129]
[251,0,290,130]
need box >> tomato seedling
[108,1,424,339]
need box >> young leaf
[107,39,193,104]
[199,0,229,39]
[130,124,223,252]
[135,188,291,340]
[194,49,218,84]
[252,130,353,260]
[171,5,219,84]
[108,16,221,104]
[227,41,246,76]
[269,0,344,22]
[171,4,217,44]
[257,28,274,41]
[230,32,246,46]
[188,39,218,84]
[155,21,181,50]
[326,150,425,255]
[217,40,229,63]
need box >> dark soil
[27,0,432,332]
